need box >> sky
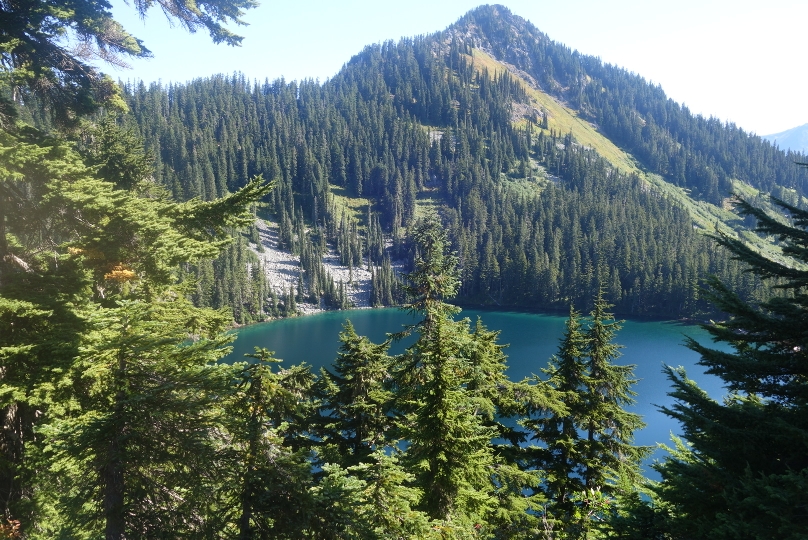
[105,0,808,136]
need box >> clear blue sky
[106,0,808,136]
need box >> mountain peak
[450,4,549,51]
[762,123,808,155]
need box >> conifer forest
[0,2,806,538]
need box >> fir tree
[0,0,255,126]
[523,307,588,527]
[0,116,270,535]
[655,196,808,539]
[394,215,521,534]
[227,347,316,539]
[316,321,393,468]
[523,297,649,539]
[41,299,237,538]
[581,290,649,495]
[312,321,438,538]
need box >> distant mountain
[762,123,808,154]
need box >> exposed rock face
[251,218,373,315]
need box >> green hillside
[3,3,808,537]
[118,5,808,320]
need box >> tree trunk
[105,354,126,540]
[0,403,32,526]
[103,426,125,540]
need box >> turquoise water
[228,307,726,473]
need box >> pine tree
[41,299,237,538]
[0,0,255,126]
[311,322,439,538]
[0,2,270,535]
[344,450,436,538]
[316,321,393,468]
[655,196,808,539]
[394,215,509,534]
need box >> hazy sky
[106,0,808,136]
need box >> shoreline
[244,218,707,330]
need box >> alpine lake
[226,307,727,476]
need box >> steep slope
[451,5,806,264]
[123,5,800,320]
[451,5,808,202]
[467,48,640,175]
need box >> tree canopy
[655,195,808,539]
[0,0,255,124]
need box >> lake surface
[228,307,727,475]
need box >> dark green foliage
[581,291,649,493]
[41,299,236,539]
[316,321,393,468]
[654,196,808,539]
[0,113,272,537]
[225,347,316,539]
[457,5,808,201]
[402,214,462,326]
[118,13,789,319]
[79,118,154,191]
[523,297,650,538]
[523,307,587,523]
[395,217,490,524]
[392,216,538,535]
[311,322,440,538]
[0,0,255,126]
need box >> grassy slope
[470,49,640,175]
[329,184,370,226]
[330,45,796,269]
[467,48,802,265]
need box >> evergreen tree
[655,196,808,539]
[0,0,270,535]
[343,450,436,539]
[581,290,649,496]
[309,320,439,539]
[523,297,649,539]
[226,347,316,539]
[316,321,393,468]
[0,0,255,126]
[394,215,527,535]
[523,307,588,528]
[40,299,236,539]
[0,117,270,535]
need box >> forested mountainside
[123,5,804,322]
[455,7,807,201]
[3,3,808,537]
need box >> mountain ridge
[762,122,808,154]
[121,4,805,321]
[446,7,799,254]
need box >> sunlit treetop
[0,0,257,125]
